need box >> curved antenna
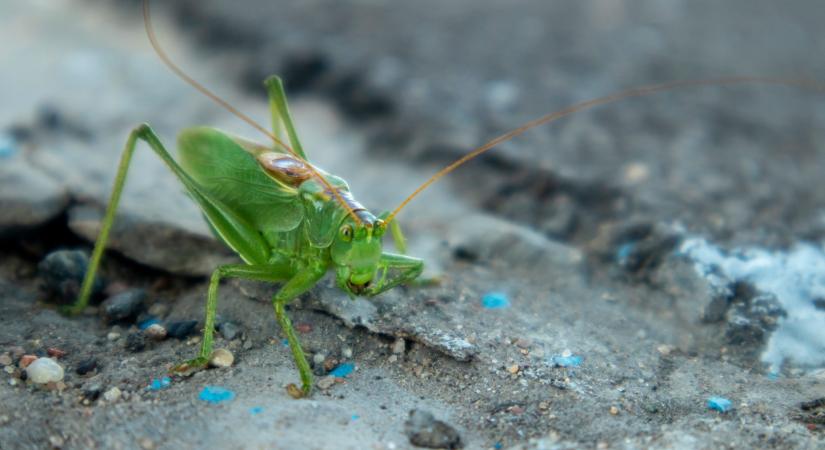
[385,76,825,224]
[141,0,361,224]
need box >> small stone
[46,348,66,358]
[514,338,532,349]
[19,355,37,368]
[9,346,24,359]
[147,303,169,318]
[126,332,146,352]
[342,347,353,359]
[656,345,674,356]
[48,435,64,448]
[101,289,146,323]
[388,355,398,363]
[313,353,326,365]
[144,324,167,340]
[609,406,619,415]
[0,353,12,366]
[507,365,520,375]
[208,348,234,368]
[83,383,103,401]
[25,357,64,384]
[404,409,463,449]
[391,338,406,354]
[138,437,156,450]
[323,357,339,373]
[76,358,98,375]
[103,386,122,402]
[317,376,336,390]
[107,332,121,341]
[538,401,550,410]
[217,321,242,341]
[38,249,103,303]
[166,320,198,339]
[295,322,312,334]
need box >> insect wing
[178,127,304,232]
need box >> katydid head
[331,217,387,296]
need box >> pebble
[166,320,198,339]
[507,365,520,375]
[48,435,64,448]
[208,348,234,368]
[0,353,12,366]
[147,303,169,318]
[342,347,353,359]
[38,249,103,303]
[313,353,326,365]
[217,321,242,341]
[404,409,463,449]
[126,332,146,352]
[656,345,674,356]
[19,355,38,368]
[295,322,312,334]
[103,386,122,402]
[107,332,121,341]
[25,357,64,384]
[75,358,98,375]
[514,338,532,349]
[46,348,66,358]
[609,406,619,415]
[317,376,336,390]
[101,289,146,323]
[391,338,406,354]
[144,323,167,340]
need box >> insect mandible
[68,0,822,397]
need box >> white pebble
[107,332,121,341]
[391,338,406,354]
[144,324,167,340]
[342,347,353,359]
[313,353,326,365]
[25,358,64,384]
[317,376,335,390]
[208,348,234,368]
[103,387,122,402]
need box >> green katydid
[70,0,822,397]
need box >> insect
[69,0,820,397]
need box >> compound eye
[340,225,353,242]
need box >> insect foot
[170,357,209,376]
[286,383,310,399]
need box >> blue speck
[281,339,289,347]
[147,377,171,390]
[138,317,160,330]
[550,355,583,367]
[482,292,510,309]
[707,396,733,413]
[616,242,635,264]
[250,406,263,416]
[329,362,355,378]
[0,134,16,159]
[199,386,235,404]
[767,371,780,381]
[494,443,503,450]
[351,414,360,421]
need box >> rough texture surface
[1,0,824,449]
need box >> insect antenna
[384,76,825,224]
[141,0,361,224]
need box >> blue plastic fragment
[707,396,732,413]
[494,443,503,450]
[281,339,289,347]
[351,414,360,421]
[249,406,263,416]
[0,134,16,159]
[199,386,236,404]
[138,317,160,330]
[329,362,355,378]
[482,292,510,309]
[616,242,635,264]
[550,355,583,367]
[147,376,171,390]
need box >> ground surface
[1,0,825,449]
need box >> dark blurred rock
[75,358,98,376]
[217,321,242,341]
[38,249,103,304]
[100,289,146,323]
[404,409,463,449]
[125,332,146,353]
[166,320,198,339]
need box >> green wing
[177,127,304,233]
[299,176,351,247]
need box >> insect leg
[365,253,424,296]
[70,124,270,315]
[173,263,290,372]
[264,76,306,159]
[271,266,327,397]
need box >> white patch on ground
[680,238,825,373]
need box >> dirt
[1,0,824,449]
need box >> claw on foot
[171,357,209,376]
[286,383,310,399]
